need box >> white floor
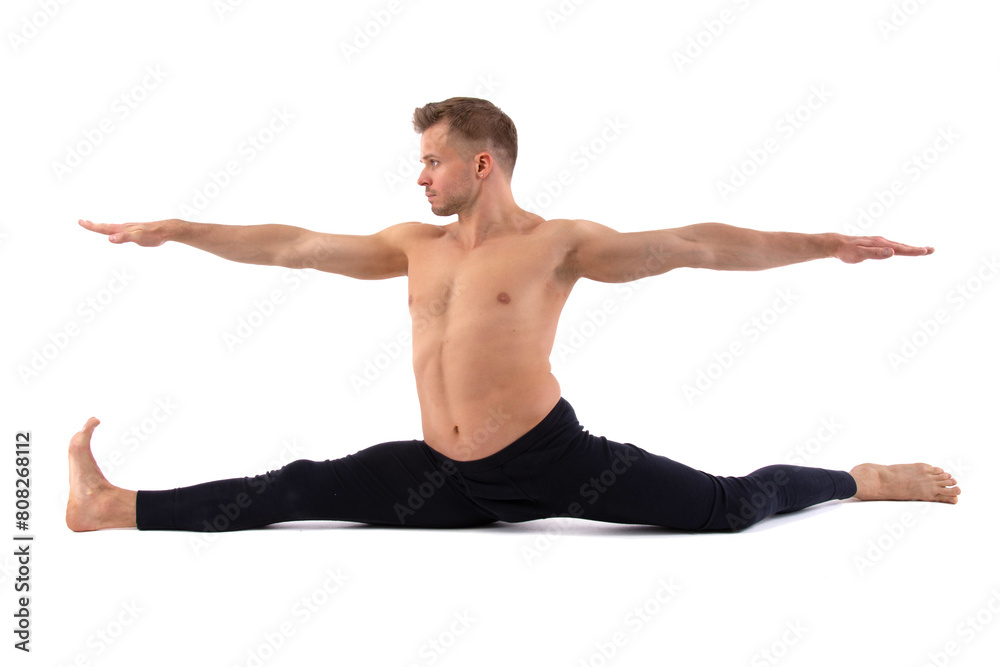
[35,488,994,667]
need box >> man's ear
[475,152,493,179]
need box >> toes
[71,418,101,449]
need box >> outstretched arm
[78,218,416,280]
[564,220,934,283]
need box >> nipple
[497,292,510,304]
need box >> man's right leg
[66,417,498,532]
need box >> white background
[2,0,999,665]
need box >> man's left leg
[540,435,865,531]
[488,417,960,531]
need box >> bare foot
[850,463,961,504]
[66,418,137,531]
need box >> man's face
[417,122,477,217]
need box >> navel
[497,291,511,304]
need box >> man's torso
[404,217,578,460]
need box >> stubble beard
[429,172,475,217]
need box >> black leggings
[136,397,857,533]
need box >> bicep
[568,220,710,283]
[287,222,416,279]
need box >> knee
[751,465,795,487]
[718,512,764,533]
[713,468,792,532]
[714,511,758,533]
[248,458,319,495]
[692,496,765,533]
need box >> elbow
[688,247,716,270]
[272,248,302,269]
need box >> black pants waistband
[426,397,577,472]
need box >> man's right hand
[78,218,175,247]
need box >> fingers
[78,219,123,238]
[847,245,894,264]
[869,236,934,254]
[79,219,107,233]
[853,236,935,261]
[870,244,934,258]
[889,243,934,256]
[79,219,138,244]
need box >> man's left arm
[565,220,934,282]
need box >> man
[67,97,960,533]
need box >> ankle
[67,486,137,531]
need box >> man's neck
[452,190,535,248]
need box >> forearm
[680,223,838,271]
[169,219,306,266]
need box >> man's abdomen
[413,329,561,461]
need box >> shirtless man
[67,97,960,533]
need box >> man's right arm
[78,218,415,280]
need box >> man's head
[412,97,518,216]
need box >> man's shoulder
[537,218,614,240]
[533,217,591,234]
[378,220,447,244]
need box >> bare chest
[406,235,570,323]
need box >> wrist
[819,232,843,259]
[166,218,190,243]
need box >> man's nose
[417,168,430,187]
